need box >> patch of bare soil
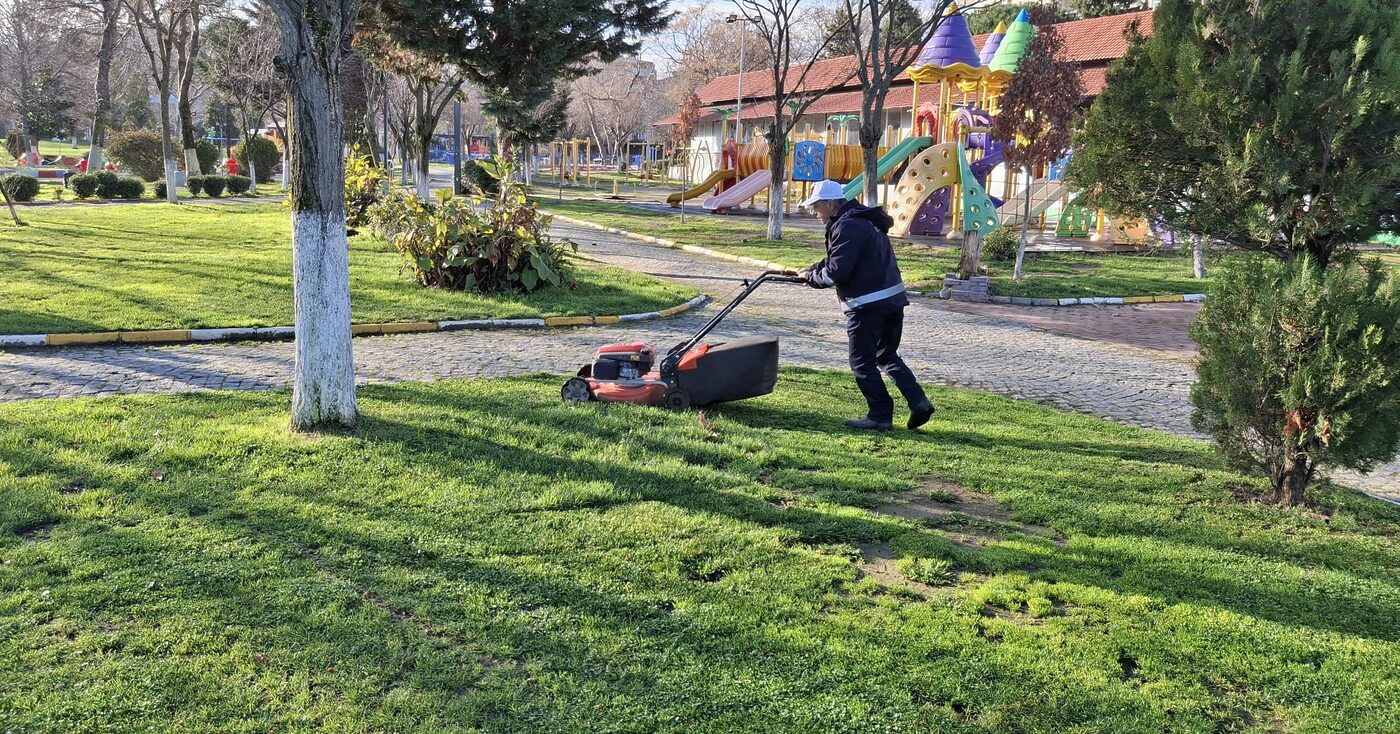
[873,479,1062,547]
[854,542,953,599]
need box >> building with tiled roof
[659,9,1153,174]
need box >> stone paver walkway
[941,301,1201,361]
[1,221,1395,502]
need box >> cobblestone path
[1,221,1394,502]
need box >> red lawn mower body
[561,272,803,410]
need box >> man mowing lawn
[799,179,935,431]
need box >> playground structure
[664,4,1153,247]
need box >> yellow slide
[667,169,737,207]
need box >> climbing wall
[958,147,1000,236]
[909,187,951,236]
[886,142,961,239]
[1056,203,1095,237]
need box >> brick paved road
[1,221,1395,502]
[941,301,1201,361]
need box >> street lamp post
[726,14,746,142]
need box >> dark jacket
[805,199,908,312]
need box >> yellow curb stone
[545,316,594,327]
[120,330,192,344]
[351,323,382,335]
[48,332,120,346]
[379,322,437,334]
[1121,296,1155,304]
[593,315,621,325]
[1153,294,1185,303]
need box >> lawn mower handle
[659,271,807,375]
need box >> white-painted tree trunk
[1192,235,1207,279]
[415,161,430,199]
[163,158,179,203]
[87,145,104,173]
[281,154,289,189]
[183,148,201,177]
[1012,168,1032,280]
[268,0,358,430]
[248,159,258,196]
[289,210,357,427]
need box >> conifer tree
[1068,0,1400,504]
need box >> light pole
[726,14,746,142]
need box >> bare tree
[199,5,278,190]
[841,0,961,203]
[265,0,358,430]
[174,0,209,174]
[51,0,125,170]
[570,58,666,168]
[124,0,190,202]
[0,0,64,159]
[731,0,857,239]
[356,14,467,199]
[651,6,774,100]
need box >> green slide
[842,136,933,199]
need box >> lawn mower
[561,270,807,410]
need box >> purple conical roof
[915,3,981,69]
[979,21,1007,66]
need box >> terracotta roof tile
[688,9,1152,107]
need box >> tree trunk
[177,6,202,176]
[157,85,179,203]
[1272,453,1312,506]
[414,125,432,199]
[88,2,118,173]
[957,232,982,280]
[270,0,358,430]
[0,177,24,225]
[859,120,881,204]
[1012,168,1032,280]
[767,123,786,240]
[1192,235,1207,279]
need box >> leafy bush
[107,129,166,181]
[1190,256,1400,505]
[345,151,389,228]
[93,171,120,199]
[154,181,167,199]
[371,157,575,293]
[462,159,499,195]
[1,174,40,202]
[185,175,205,197]
[232,135,279,183]
[202,175,226,197]
[226,175,252,195]
[114,177,145,199]
[194,139,219,175]
[70,173,99,199]
[983,225,1019,262]
[897,557,953,586]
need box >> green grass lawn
[35,140,90,158]
[2,370,1397,731]
[0,203,696,334]
[541,199,1219,298]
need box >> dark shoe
[845,417,892,431]
[907,401,935,430]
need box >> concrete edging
[546,211,1208,308]
[0,294,711,349]
[984,293,1207,306]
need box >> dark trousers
[846,305,927,422]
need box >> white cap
[800,179,846,208]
